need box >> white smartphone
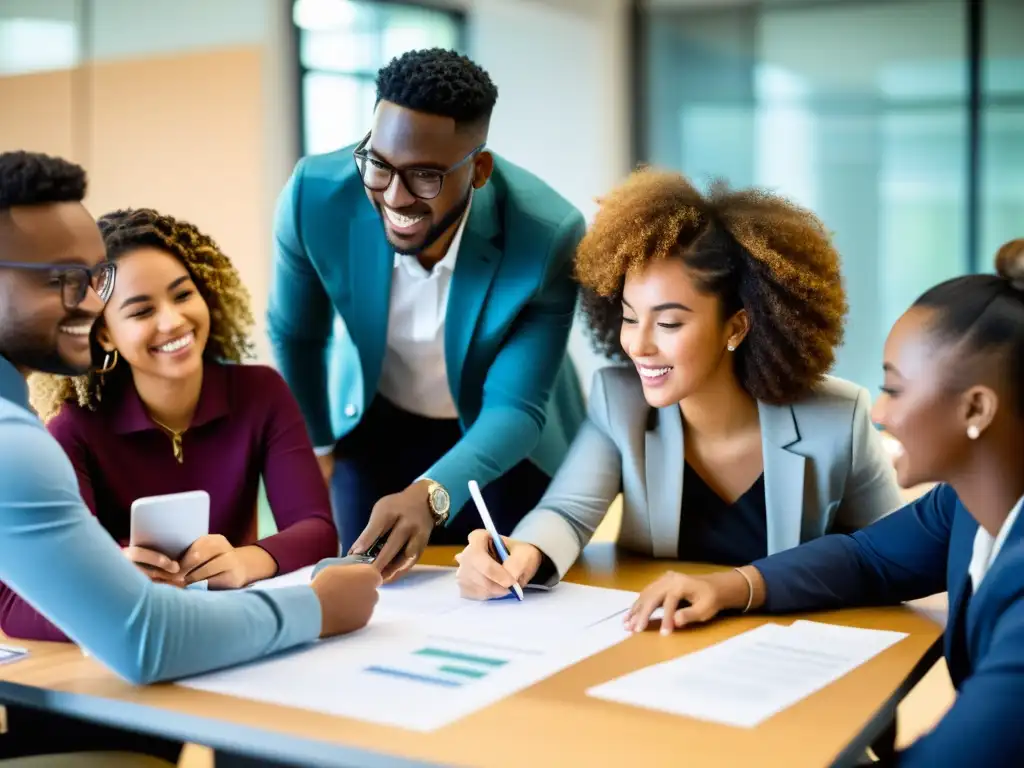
[130,490,210,561]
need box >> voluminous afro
[578,168,847,405]
[376,48,498,128]
[0,150,86,210]
[29,208,255,422]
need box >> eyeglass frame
[0,260,117,309]
[352,131,486,201]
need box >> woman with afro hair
[455,168,902,610]
[6,209,340,641]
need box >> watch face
[429,487,450,517]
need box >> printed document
[587,620,908,728]
[179,565,635,731]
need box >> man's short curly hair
[578,168,847,405]
[29,208,255,422]
[0,150,86,209]
[376,48,498,129]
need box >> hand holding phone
[130,490,209,560]
[122,545,183,586]
[312,530,391,578]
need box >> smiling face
[871,306,990,488]
[97,246,209,384]
[0,202,106,375]
[363,100,491,257]
[619,258,748,408]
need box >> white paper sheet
[184,565,635,731]
[0,644,29,666]
[247,565,315,590]
[434,581,636,650]
[587,620,908,728]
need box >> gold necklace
[150,417,186,464]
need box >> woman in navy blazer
[626,239,1024,766]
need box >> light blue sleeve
[0,409,322,685]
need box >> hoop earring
[96,350,119,374]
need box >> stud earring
[967,424,980,440]
[727,343,736,352]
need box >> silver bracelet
[733,567,754,613]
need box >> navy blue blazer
[753,483,1024,766]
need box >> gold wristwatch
[424,479,451,527]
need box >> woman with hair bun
[616,238,1024,766]
[453,168,902,604]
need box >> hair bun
[995,238,1024,292]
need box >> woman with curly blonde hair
[5,208,338,641]
[455,169,902,616]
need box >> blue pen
[468,480,524,600]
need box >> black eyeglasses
[353,131,484,200]
[0,260,116,309]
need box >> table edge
[0,621,943,768]
[0,545,946,767]
[0,680,444,768]
[829,636,945,768]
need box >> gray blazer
[512,366,903,584]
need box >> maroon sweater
[0,361,337,641]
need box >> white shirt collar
[969,494,1024,592]
[393,193,473,276]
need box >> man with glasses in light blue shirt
[0,151,381,763]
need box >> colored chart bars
[365,643,516,688]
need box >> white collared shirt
[375,199,471,420]
[968,495,1024,592]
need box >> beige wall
[0,0,629,376]
[0,69,77,159]
[86,47,271,358]
[0,46,275,360]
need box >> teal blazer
[268,145,587,517]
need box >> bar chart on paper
[364,640,528,689]
[187,566,635,731]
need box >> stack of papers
[587,620,908,728]
[249,565,623,646]
[182,565,636,731]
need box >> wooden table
[0,544,943,768]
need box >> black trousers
[330,396,551,551]
[0,706,182,762]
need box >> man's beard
[2,338,85,377]
[0,314,95,377]
[380,188,472,257]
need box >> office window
[293,0,464,155]
[982,0,1024,262]
[0,0,78,76]
[638,0,970,391]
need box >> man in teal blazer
[268,48,586,580]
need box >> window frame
[630,0,1020,275]
[291,0,467,158]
